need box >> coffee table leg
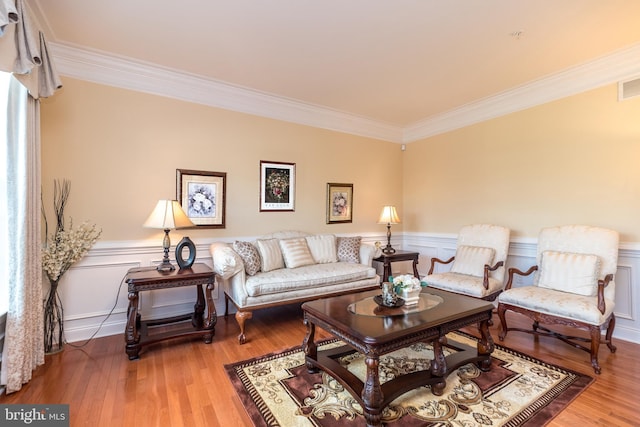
[430,337,447,396]
[362,355,384,427]
[477,318,495,371]
[303,317,318,373]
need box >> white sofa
[209,231,381,344]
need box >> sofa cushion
[337,236,361,263]
[256,238,285,272]
[233,241,261,276]
[279,237,315,268]
[305,234,338,264]
[426,272,503,298]
[450,245,495,277]
[244,262,377,297]
[537,250,600,297]
[499,286,614,325]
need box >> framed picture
[176,169,226,228]
[260,161,295,211]
[326,183,353,224]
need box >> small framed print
[176,169,226,228]
[260,161,295,211]
[326,183,353,224]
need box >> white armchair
[424,224,511,301]
[497,225,619,374]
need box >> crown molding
[49,41,640,144]
[49,43,404,143]
[404,42,640,142]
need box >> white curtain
[0,0,62,393]
[1,75,44,394]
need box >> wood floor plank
[1,304,638,426]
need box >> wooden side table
[124,263,216,360]
[373,250,420,283]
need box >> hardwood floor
[2,304,639,426]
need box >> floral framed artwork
[176,169,226,228]
[260,161,295,211]
[326,183,353,224]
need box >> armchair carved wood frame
[425,224,511,303]
[496,225,619,375]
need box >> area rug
[225,332,593,426]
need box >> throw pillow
[279,238,316,268]
[305,234,338,263]
[211,244,244,279]
[232,241,261,276]
[337,236,361,263]
[450,245,495,277]
[255,238,285,272]
[538,250,600,296]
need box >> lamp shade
[377,206,400,224]
[143,200,194,229]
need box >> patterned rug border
[224,331,594,427]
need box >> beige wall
[403,84,640,241]
[40,78,403,243]
[41,79,640,244]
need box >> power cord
[63,275,127,349]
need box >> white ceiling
[32,0,640,142]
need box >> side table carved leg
[477,318,495,371]
[362,354,383,427]
[412,257,420,278]
[430,337,447,396]
[303,317,317,373]
[383,261,391,283]
[192,284,205,328]
[125,291,140,360]
[202,281,216,344]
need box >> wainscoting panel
[614,265,633,321]
[59,233,639,346]
[60,242,216,344]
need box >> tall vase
[43,279,64,354]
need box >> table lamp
[377,205,400,254]
[144,200,194,271]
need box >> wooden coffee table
[301,288,494,427]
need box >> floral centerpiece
[391,274,427,306]
[42,180,101,353]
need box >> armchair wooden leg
[497,303,508,341]
[605,314,617,353]
[589,326,602,375]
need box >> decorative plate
[373,295,405,308]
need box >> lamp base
[157,259,175,272]
[158,229,175,272]
[382,223,395,254]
